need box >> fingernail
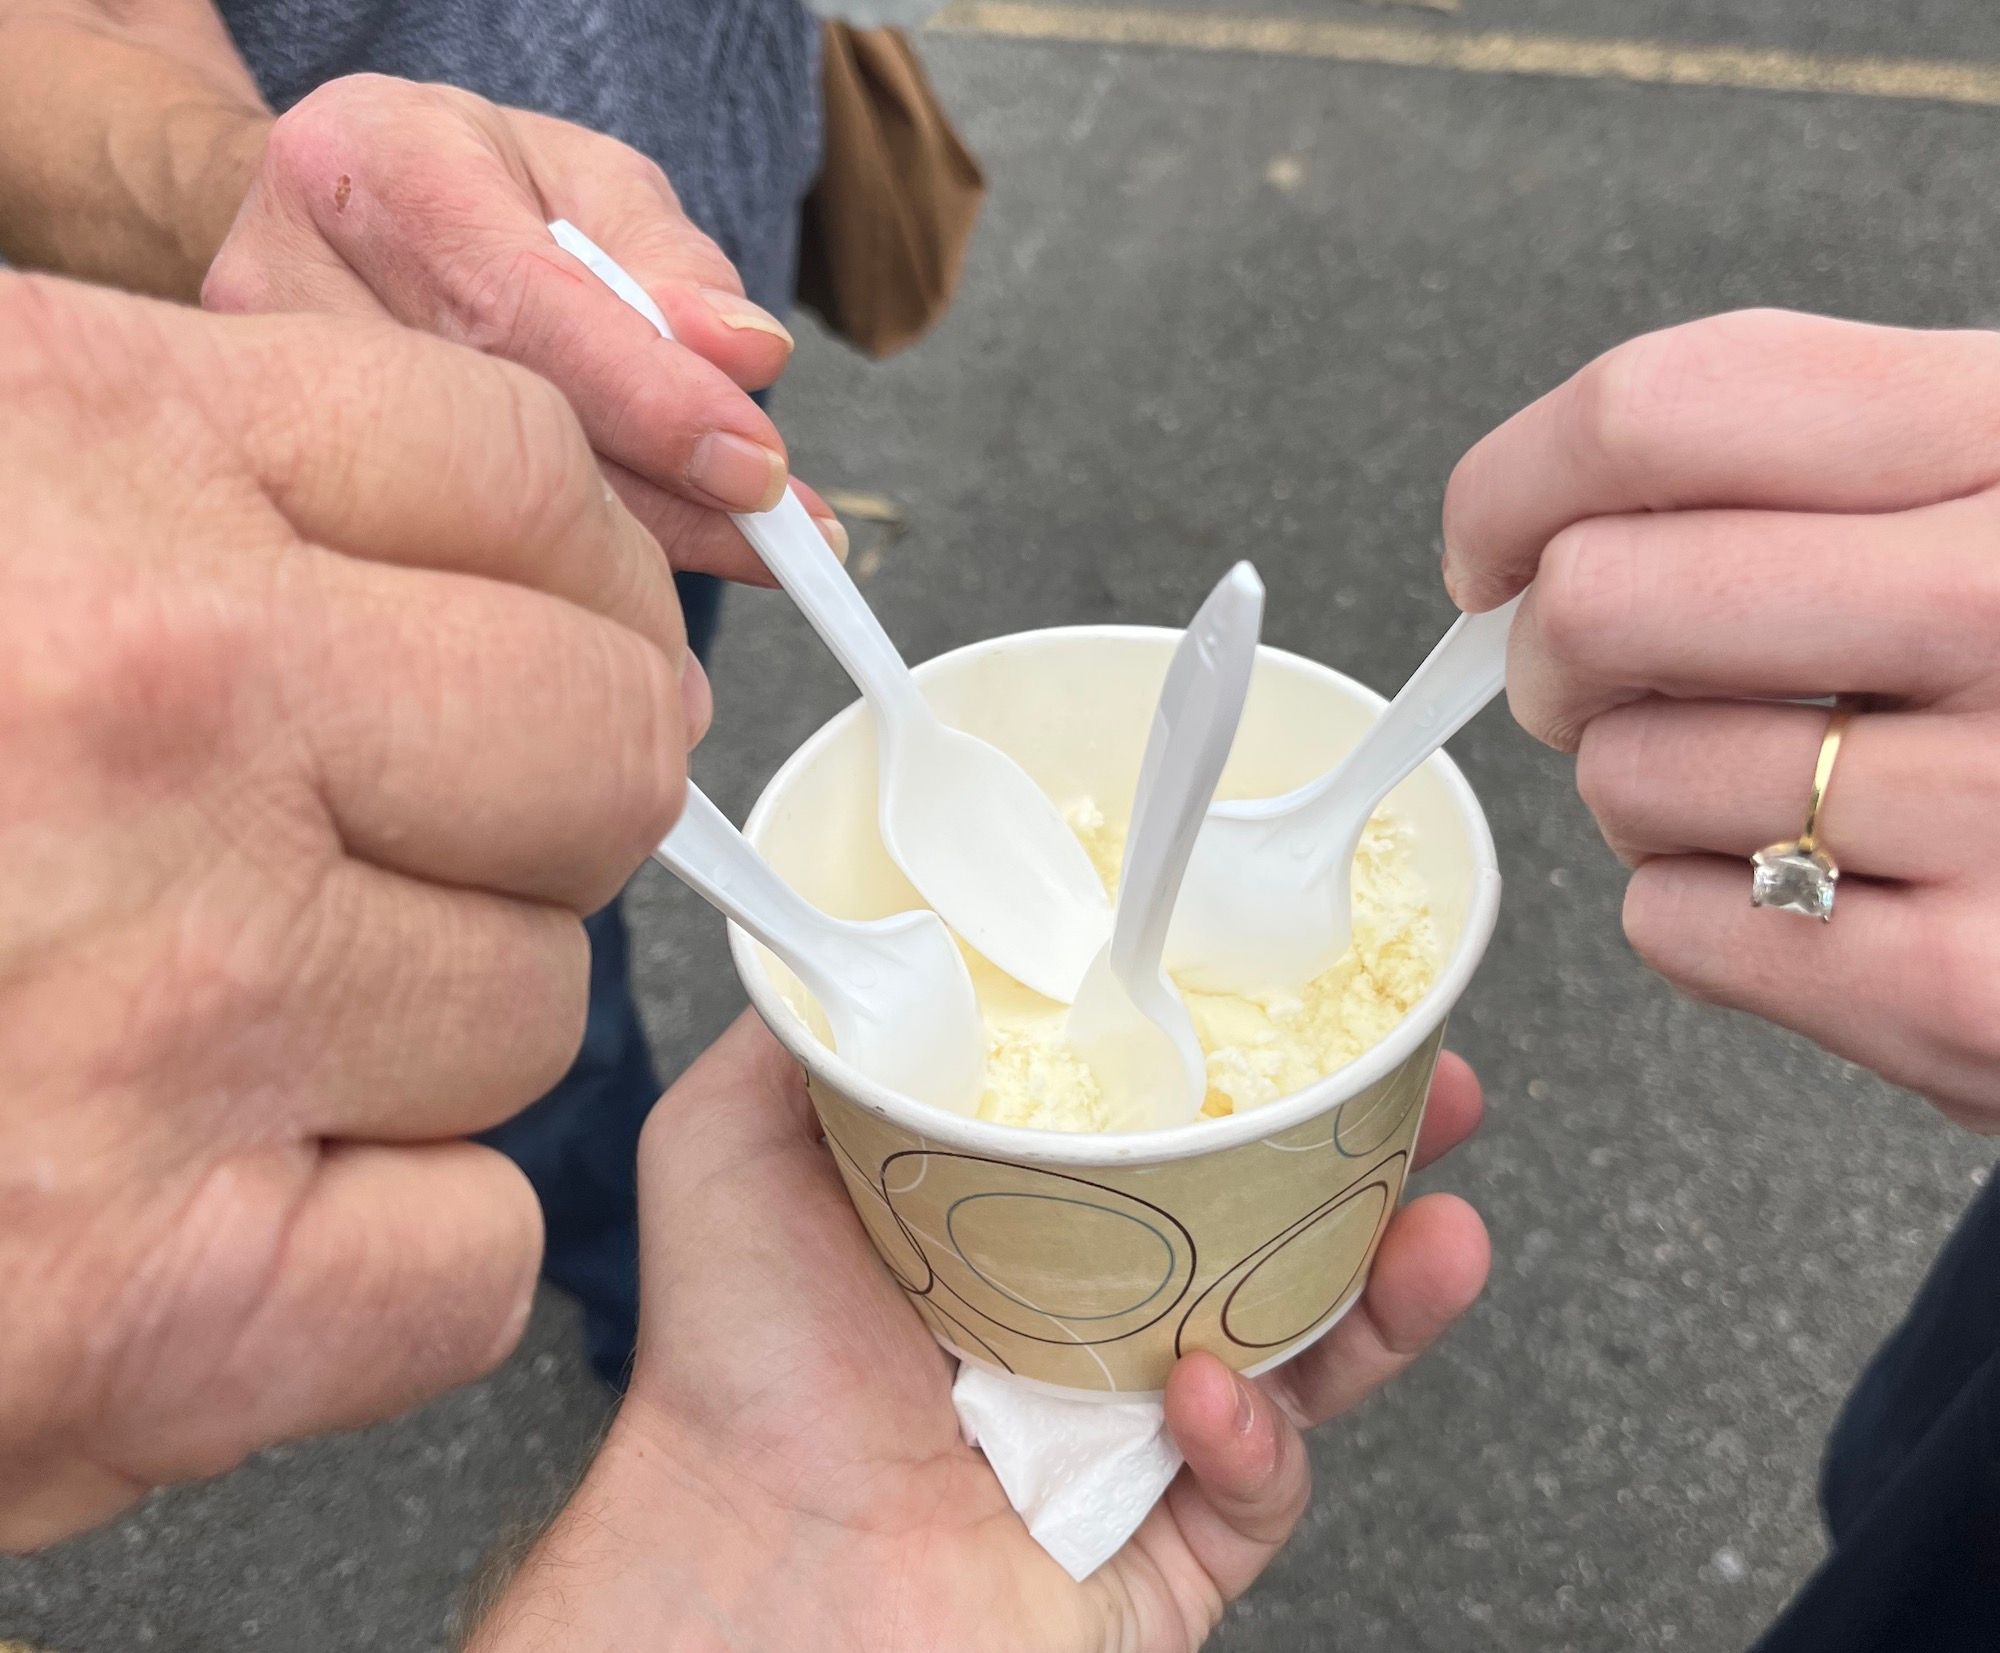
[689,432,787,512]
[814,512,850,563]
[680,650,713,748]
[1232,1374,1257,1437]
[699,287,793,347]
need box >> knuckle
[1438,458,1479,566]
[1574,310,1804,481]
[1618,864,1706,995]
[505,359,591,469]
[1532,519,1637,678]
[1533,519,1642,668]
[396,897,587,1108]
[61,587,258,782]
[1514,699,1584,758]
[490,362,600,542]
[1920,920,2000,1069]
[544,620,688,894]
[427,1205,540,1382]
[224,315,384,515]
[605,349,765,483]
[1945,512,2000,642]
[509,910,592,1092]
[1955,334,2000,465]
[267,71,404,143]
[599,498,690,648]
[1617,873,1663,969]
[1970,562,2000,640]
[492,610,685,914]
[82,1159,292,1476]
[292,1155,532,1408]
[264,75,456,241]
[673,226,742,292]
[594,351,723,472]
[1967,720,2000,809]
[602,628,688,841]
[1572,713,1636,827]
[1699,306,1857,377]
[198,246,266,315]
[1571,704,1673,852]
[255,108,321,193]
[613,144,677,202]
[257,77,369,189]
[1574,320,1722,477]
[118,876,300,1084]
[440,245,547,361]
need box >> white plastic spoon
[1067,563,1266,1132]
[1165,594,1523,996]
[551,219,1111,1004]
[655,786,985,1116]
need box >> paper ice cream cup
[730,625,1501,1397]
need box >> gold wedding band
[1796,703,1854,857]
[1750,700,1857,923]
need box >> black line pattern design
[880,1151,1199,1347]
[1175,1152,1409,1358]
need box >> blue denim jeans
[478,571,721,1387]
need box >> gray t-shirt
[215,0,822,311]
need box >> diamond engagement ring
[1751,702,1856,922]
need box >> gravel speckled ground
[6,4,1997,1648]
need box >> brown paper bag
[797,23,986,359]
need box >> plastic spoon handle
[734,491,928,727]
[652,786,844,1006]
[1296,594,1522,833]
[548,219,928,732]
[1111,563,1265,982]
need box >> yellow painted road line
[931,1,2000,108]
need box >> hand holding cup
[464,1015,1490,1653]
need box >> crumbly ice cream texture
[972,800,1439,1132]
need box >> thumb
[1160,1351,1314,1604]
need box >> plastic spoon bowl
[656,786,985,1116]
[1166,595,1522,996]
[552,220,1111,1003]
[1067,563,1265,1131]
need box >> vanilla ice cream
[970,800,1439,1131]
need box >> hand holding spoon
[553,219,1111,1003]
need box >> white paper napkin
[954,1364,1183,1581]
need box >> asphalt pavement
[6,2,1998,1648]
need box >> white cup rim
[730,624,1503,1169]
